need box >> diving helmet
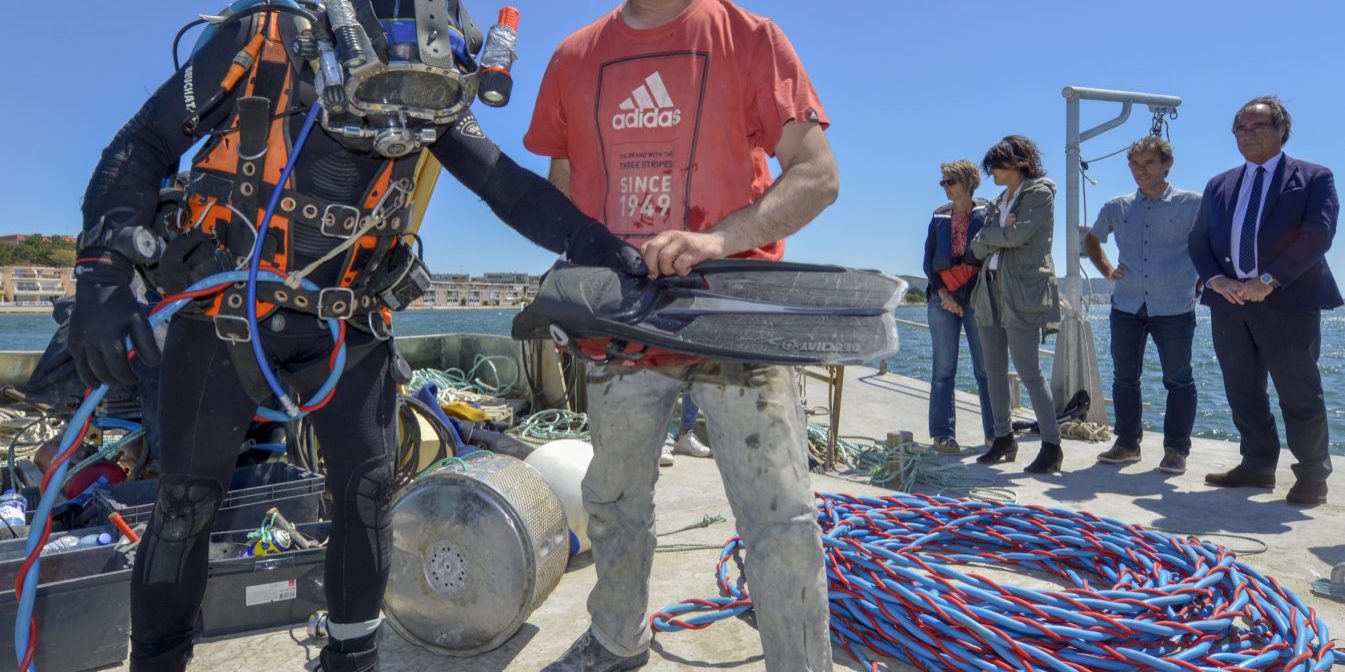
[315,0,511,157]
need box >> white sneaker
[659,442,675,466]
[673,433,712,458]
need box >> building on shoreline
[0,265,538,309]
[0,266,74,305]
[423,272,541,308]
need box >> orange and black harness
[170,16,423,400]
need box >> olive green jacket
[969,177,1062,329]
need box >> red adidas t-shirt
[524,0,829,366]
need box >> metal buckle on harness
[213,315,253,343]
[318,287,356,320]
[320,204,362,239]
[368,312,392,341]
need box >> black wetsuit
[79,12,621,671]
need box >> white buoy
[525,439,594,555]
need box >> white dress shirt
[1229,152,1282,279]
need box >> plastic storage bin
[0,526,132,672]
[197,521,331,640]
[92,463,325,531]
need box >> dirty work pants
[582,362,832,671]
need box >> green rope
[61,429,145,488]
[657,513,727,537]
[416,456,468,480]
[407,355,520,398]
[508,409,591,442]
[247,510,278,542]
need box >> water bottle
[40,535,79,556]
[0,490,27,530]
[76,532,114,549]
[477,7,519,107]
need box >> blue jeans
[678,393,698,433]
[1110,306,1197,454]
[927,300,995,441]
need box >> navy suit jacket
[1188,154,1343,309]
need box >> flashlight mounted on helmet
[311,0,520,158]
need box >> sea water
[3,306,1343,454]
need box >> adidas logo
[611,72,683,130]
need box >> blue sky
[3,1,1343,278]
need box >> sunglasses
[939,178,959,187]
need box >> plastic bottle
[477,7,519,107]
[39,535,79,556]
[76,533,114,549]
[0,490,26,530]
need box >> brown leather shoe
[1286,480,1328,507]
[1205,466,1275,489]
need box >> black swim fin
[512,260,907,366]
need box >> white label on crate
[246,579,297,606]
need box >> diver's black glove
[567,222,649,276]
[68,254,162,388]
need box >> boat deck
[110,367,1345,671]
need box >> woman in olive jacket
[968,135,1063,473]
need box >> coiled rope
[407,355,520,399]
[507,409,590,442]
[652,492,1342,671]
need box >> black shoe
[1157,449,1187,475]
[1205,466,1275,489]
[1096,444,1141,464]
[977,435,1018,464]
[1024,442,1063,474]
[542,630,650,672]
[1286,480,1328,507]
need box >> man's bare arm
[642,120,838,276]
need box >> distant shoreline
[0,304,521,315]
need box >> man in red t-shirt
[524,1,838,670]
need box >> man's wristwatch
[1259,272,1279,288]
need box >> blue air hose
[14,269,344,670]
[247,101,322,418]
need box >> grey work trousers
[978,325,1060,443]
[582,362,832,671]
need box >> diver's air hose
[13,268,346,671]
[246,102,322,419]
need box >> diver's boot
[310,633,378,672]
[1024,442,1064,474]
[976,435,1017,464]
[127,638,193,672]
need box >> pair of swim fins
[511,259,908,366]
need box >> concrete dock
[111,368,1345,671]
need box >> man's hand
[1206,276,1246,305]
[1106,263,1127,281]
[1005,214,1017,228]
[938,291,963,317]
[1239,278,1275,302]
[640,230,728,278]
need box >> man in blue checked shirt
[1084,136,1202,475]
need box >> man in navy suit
[1188,96,1342,507]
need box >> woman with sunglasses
[969,135,1064,473]
[921,160,995,454]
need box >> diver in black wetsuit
[66,2,643,670]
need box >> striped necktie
[1239,166,1266,275]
